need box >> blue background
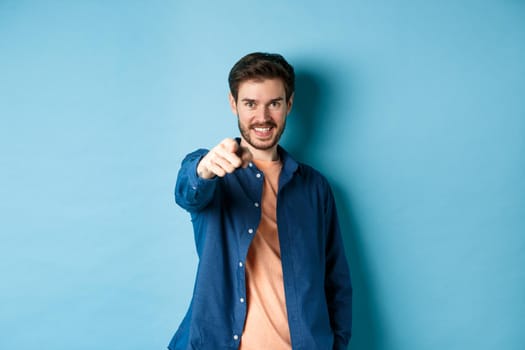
[1,1,524,349]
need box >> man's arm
[175,138,252,212]
[175,149,216,212]
[324,186,353,350]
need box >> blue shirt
[169,143,352,350]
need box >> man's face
[229,78,293,151]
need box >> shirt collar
[234,137,299,175]
[233,137,300,191]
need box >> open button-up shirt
[169,143,352,350]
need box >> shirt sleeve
[175,149,218,212]
[324,184,353,349]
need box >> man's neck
[240,139,279,162]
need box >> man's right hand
[197,138,253,179]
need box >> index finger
[216,143,243,168]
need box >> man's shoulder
[280,146,328,183]
[295,161,331,187]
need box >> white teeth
[254,127,271,132]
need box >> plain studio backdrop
[1,1,524,349]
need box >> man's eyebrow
[240,97,284,104]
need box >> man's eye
[271,101,281,107]
[245,102,254,108]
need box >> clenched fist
[197,138,253,179]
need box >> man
[169,52,352,350]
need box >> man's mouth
[252,125,275,138]
[254,127,272,132]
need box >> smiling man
[169,52,352,350]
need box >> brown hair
[228,52,295,102]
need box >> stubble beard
[237,116,286,151]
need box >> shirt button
[254,202,259,207]
[239,261,243,267]
[248,228,253,234]
[240,297,245,303]
[248,162,253,167]
[256,173,261,178]
[233,334,239,340]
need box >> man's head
[228,52,295,103]
[228,53,295,156]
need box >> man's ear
[287,93,294,115]
[228,93,237,115]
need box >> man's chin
[239,126,284,151]
[247,138,278,151]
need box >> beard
[237,116,286,151]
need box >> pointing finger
[216,146,242,169]
[221,138,239,154]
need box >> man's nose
[254,106,271,121]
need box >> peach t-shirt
[240,159,291,350]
